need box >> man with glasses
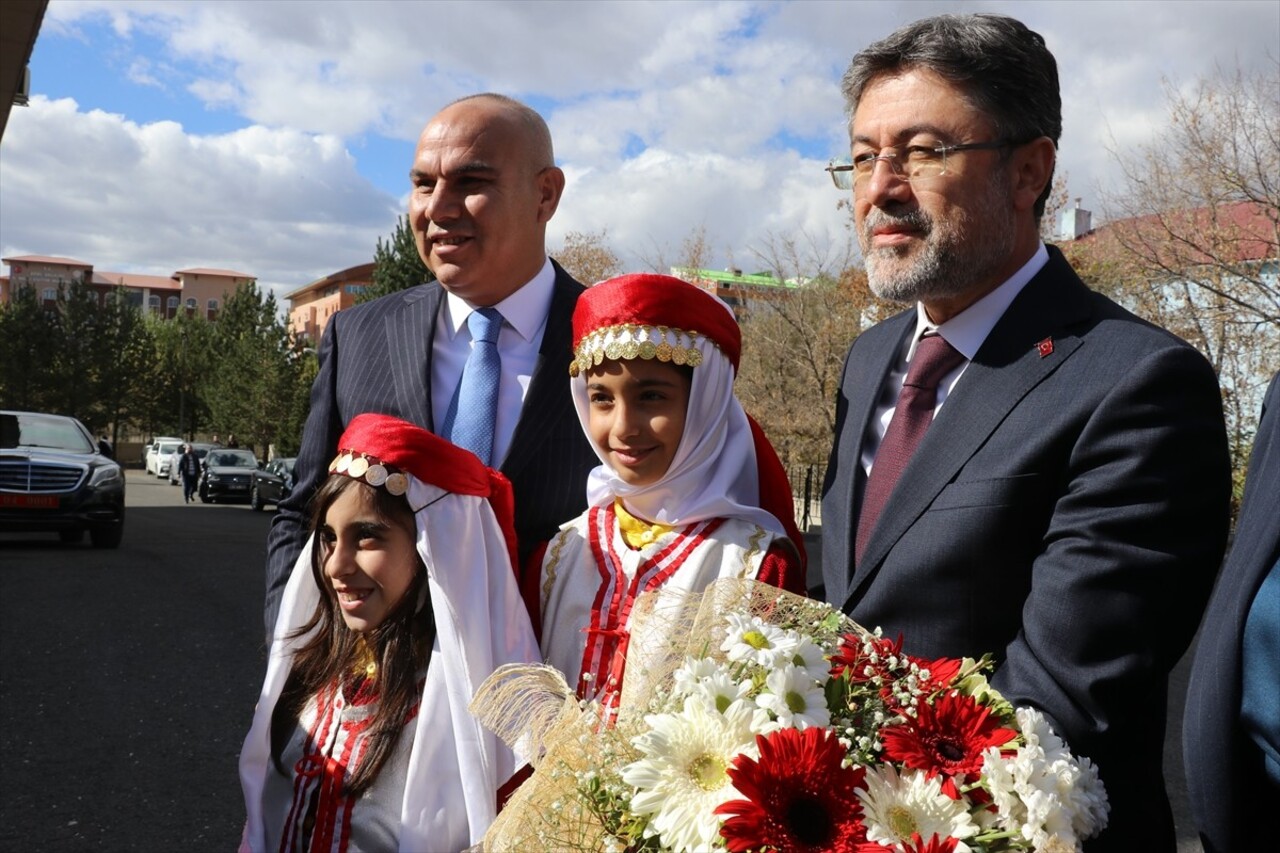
[820,14,1230,849]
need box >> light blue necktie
[445,307,503,465]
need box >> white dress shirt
[860,243,1050,476]
[432,257,556,466]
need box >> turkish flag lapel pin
[1036,337,1054,358]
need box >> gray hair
[842,13,1060,217]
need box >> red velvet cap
[329,413,518,565]
[570,274,742,373]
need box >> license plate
[0,494,60,508]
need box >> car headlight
[207,472,221,482]
[89,465,124,488]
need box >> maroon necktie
[856,334,965,564]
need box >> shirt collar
[444,256,555,343]
[911,242,1049,360]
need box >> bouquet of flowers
[472,579,1107,853]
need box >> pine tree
[359,215,434,303]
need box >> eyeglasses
[825,140,1015,190]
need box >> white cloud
[13,0,1280,287]
[0,96,401,302]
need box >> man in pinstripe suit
[264,94,597,636]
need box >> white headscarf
[570,314,787,538]
[239,468,538,852]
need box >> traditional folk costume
[528,273,807,714]
[239,415,539,853]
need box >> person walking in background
[239,414,539,851]
[819,14,1231,849]
[527,273,806,715]
[264,92,597,639]
[178,443,201,504]
[1185,371,1280,852]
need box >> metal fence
[785,464,825,531]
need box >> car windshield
[0,413,94,452]
[208,450,257,468]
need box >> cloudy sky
[1,0,1276,302]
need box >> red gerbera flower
[716,727,868,853]
[910,655,962,693]
[829,634,903,682]
[902,833,960,853]
[880,691,1017,798]
[853,834,958,853]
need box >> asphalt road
[0,469,272,852]
[0,472,1205,851]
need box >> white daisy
[621,697,762,852]
[686,666,754,715]
[671,656,728,701]
[720,613,798,669]
[858,765,978,852]
[757,664,830,730]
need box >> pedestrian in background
[178,443,201,504]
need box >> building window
[42,288,56,301]
[207,298,218,321]
[149,295,161,313]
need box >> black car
[0,410,125,547]
[249,457,295,512]
[198,448,259,504]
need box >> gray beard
[860,179,1016,305]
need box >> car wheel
[59,528,83,544]
[89,523,123,549]
[249,484,264,511]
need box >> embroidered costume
[528,273,806,710]
[240,415,539,853]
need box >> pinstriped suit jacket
[1184,371,1280,851]
[821,246,1231,851]
[264,261,597,634]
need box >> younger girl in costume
[528,273,807,715]
[239,414,538,853]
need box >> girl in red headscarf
[239,415,538,852]
[525,273,807,716]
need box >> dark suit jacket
[822,246,1230,851]
[264,261,598,634]
[1185,371,1280,852]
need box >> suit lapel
[843,250,1093,608]
[823,311,914,602]
[499,262,581,480]
[385,284,442,431]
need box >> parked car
[249,457,296,511]
[0,410,126,547]
[168,442,220,485]
[145,436,184,478]
[198,448,259,504]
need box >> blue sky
[1,0,1276,303]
